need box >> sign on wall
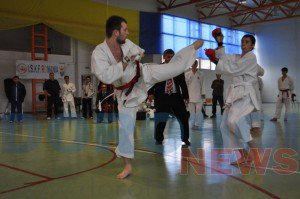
[16,60,65,79]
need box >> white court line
[1,131,299,174]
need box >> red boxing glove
[205,49,216,63]
[212,28,222,39]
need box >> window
[200,59,215,70]
[160,14,254,70]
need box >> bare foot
[193,40,204,50]
[116,165,132,179]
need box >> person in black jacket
[43,72,61,119]
[96,83,113,123]
[8,76,26,123]
[210,74,224,118]
[148,49,190,146]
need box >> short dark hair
[242,34,256,45]
[13,76,19,79]
[49,72,54,75]
[86,76,91,80]
[106,16,127,38]
[163,49,175,56]
[281,67,288,72]
[64,76,69,79]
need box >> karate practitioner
[206,32,261,164]
[91,16,204,179]
[62,76,77,118]
[270,67,295,121]
[185,60,206,130]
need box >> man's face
[13,77,19,83]
[192,61,198,69]
[49,73,54,80]
[163,53,174,63]
[86,78,91,83]
[101,85,107,92]
[241,37,254,54]
[64,77,69,84]
[116,22,129,44]
[216,74,221,79]
[282,70,287,76]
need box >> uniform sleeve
[91,46,124,84]
[201,74,206,95]
[72,83,76,93]
[257,64,264,76]
[184,71,190,86]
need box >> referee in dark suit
[148,49,190,146]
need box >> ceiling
[156,0,300,27]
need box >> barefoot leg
[193,40,204,50]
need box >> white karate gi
[273,75,294,120]
[185,69,205,127]
[91,39,197,158]
[62,83,77,118]
[216,51,259,148]
[251,65,264,128]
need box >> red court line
[136,148,281,199]
[0,148,117,195]
[0,163,52,180]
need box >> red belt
[115,60,140,96]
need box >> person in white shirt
[82,76,94,119]
[62,76,77,118]
[91,16,204,179]
[270,67,295,121]
[185,60,205,130]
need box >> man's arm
[177,73,189,100]
[43,81,50,96]
[211,80,216,89]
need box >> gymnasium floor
[0,103,299,199]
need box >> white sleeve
[216,53,257,76]
[184,71,190,86]
[71,83,76,93]
[91,47,124,85]
[215,47,225,59]
[257,64,265,76]
[201,77,206,95]
[125,39,145,56]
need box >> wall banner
[16,60,65,79]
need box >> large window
[160,14,252,69]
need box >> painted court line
[1,131,299,174]
[0,132,117,195]
[0,132,295,198]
